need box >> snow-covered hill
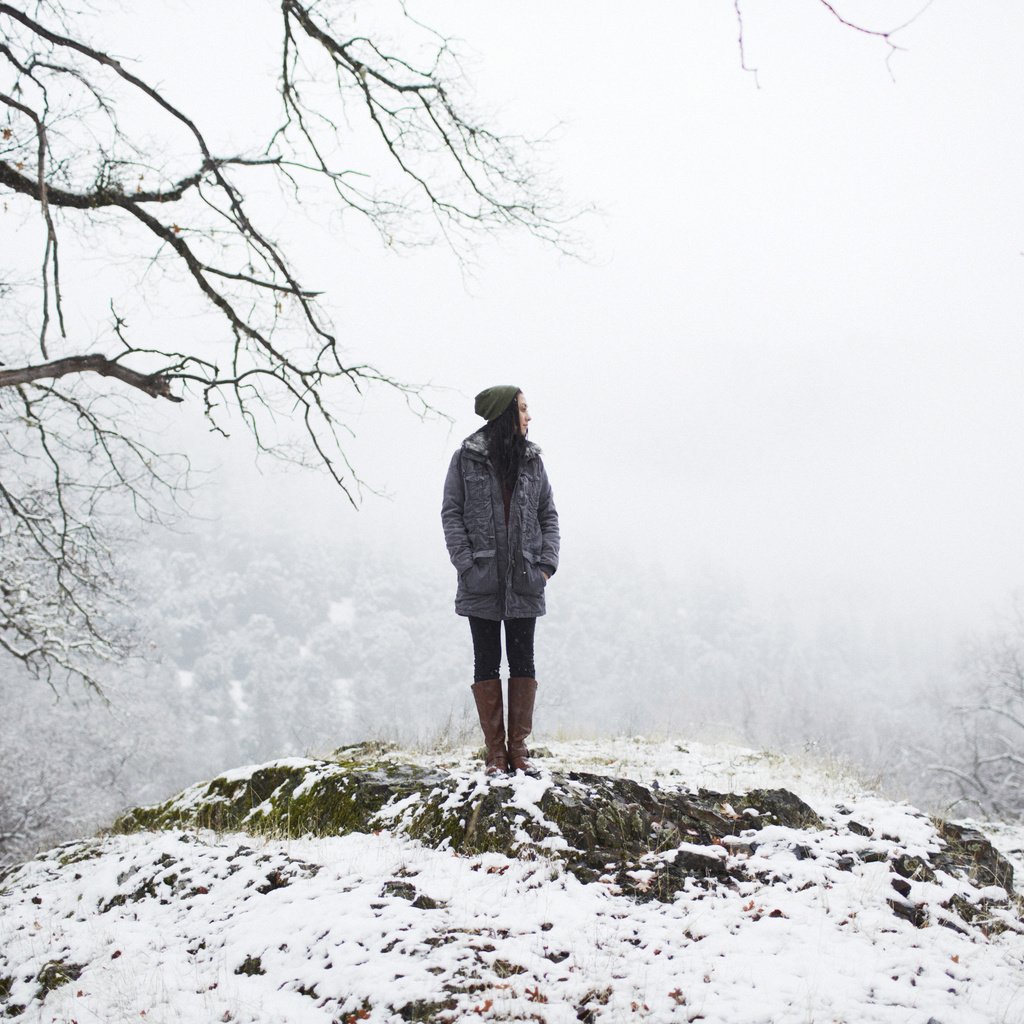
[2,739,1022,1023]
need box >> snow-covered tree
[931,597,1024,820]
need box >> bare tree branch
[733,0,759,89]
[733,0,936,81]
[0,353,181,399]
[0,0,573,689]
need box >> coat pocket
[512,549,546,597]
[461,548,499,595]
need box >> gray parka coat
[441,430,560,620]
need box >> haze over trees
[929,601,1024,820]
[0,510,1009,866]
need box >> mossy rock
[741,788,824,830]
[932,820,1015,893]
[110,748,1014,906]
[110,751,827,899]
[395,996,458,1021]
[35,960,83,1000]
[234,955,266,977]
[891,853,936,883]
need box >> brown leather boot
[507,676,539,775]
[471,678,508,775]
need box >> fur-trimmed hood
[461,428,542,462]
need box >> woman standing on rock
[441,386,560,775]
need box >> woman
[441,386,560,775]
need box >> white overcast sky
[99,1,1024,629]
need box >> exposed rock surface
[110,742,1018,923]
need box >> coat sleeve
[537,461,560,575]
[441,450,475,574]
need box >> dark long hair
[482,392,526,494]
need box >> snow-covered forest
[4,505,1023,865]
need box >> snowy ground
[2,739,1023,1024]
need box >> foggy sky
[108,1,1024,630]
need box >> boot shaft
[471,678,508,773]
[506,676,538,773]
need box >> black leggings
[468,616,536,682]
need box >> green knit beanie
[474,385,520,422]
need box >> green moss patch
[108,748,1015,915]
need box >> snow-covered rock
[1,739,1022,1023]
